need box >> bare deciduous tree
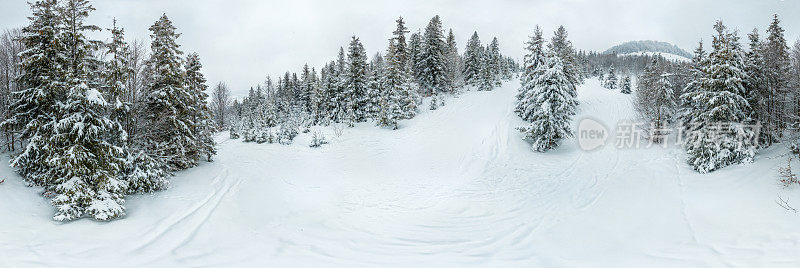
[0,28,24,151]
[210,82,232,129]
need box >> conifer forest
[1,0,800,266]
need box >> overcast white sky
[1,0,798,97]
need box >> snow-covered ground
[2,78,800,267]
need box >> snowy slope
[2,78,800,267]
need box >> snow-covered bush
[229,126,241,139]
[429,96,439,110]
[779,157,800,187]
[277,125,297,145]
[309,130,328,148]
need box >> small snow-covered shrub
[277,125,298,145]
[333,122,344,137]
[309,131,328,148]
[243,128,257,142]
[791,140,800,154]
[229,126,240,139]
[429,97,439,110]
[256,129,275,144]
[780,157,800,187]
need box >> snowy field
[2,78,800,267]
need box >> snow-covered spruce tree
[46,0,129,221]
[549,26,580,85]
[392,17,410,70]
[345,36,369,123]
[621,76,632,94]
[408,31,423,84]
[444,29,462,92]
[417,15,448,96]
[365,52,385,120]
[330,47,349,124]
[277,104,302,145]
[604,66,618,89]
[548,26,580,106]
[320,62,339,124]
[477,46,495,91]
[677,41,708,130]
[682,21,755,174]
[388,30,419,120]
[101,18,168,195]
[142,14,200,171]
[102,18,131,127]
[299,64,314,113]
[634,58,676,143]
[309,68,327,125]
[5,0,66,185]
[488,37,503,86]
[184,53,216,161]
[743,29,773,146]
[376,49,401,129]
[463,32,483,87]
[517,50,576,152]
[517,25,546,119]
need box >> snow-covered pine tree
[677,41,708,130]
[621,76,632,94]
[392,17,409,70]
[366,52,385,120]
[385,39,419,121]
[321,62,339,124]
[605,66,618,89]
[308,67,326,125]
[5,0,66,185]
[299,63,314,112]
[463,32,482,87]
[142,14,199,171]
[47,0,129,221]
[444,29,462,92]
[345,36,369,123]
[488,37,502,86]
[477,46,495,91]
[376,42,402,129]
[101,17,168,195]
[743,29,773,146]
[682,21,755,173]
[548,26,581,91]
[517,50,576,152]
[517,25,546,117]
[408,31,423,83]
[184,53,216,161]
[417,15,448,96]
[103,19,131,126]
[331,47,349,124]
[634,58,676,143]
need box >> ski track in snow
[2,78,800,267]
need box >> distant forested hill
[603,40,691,58]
